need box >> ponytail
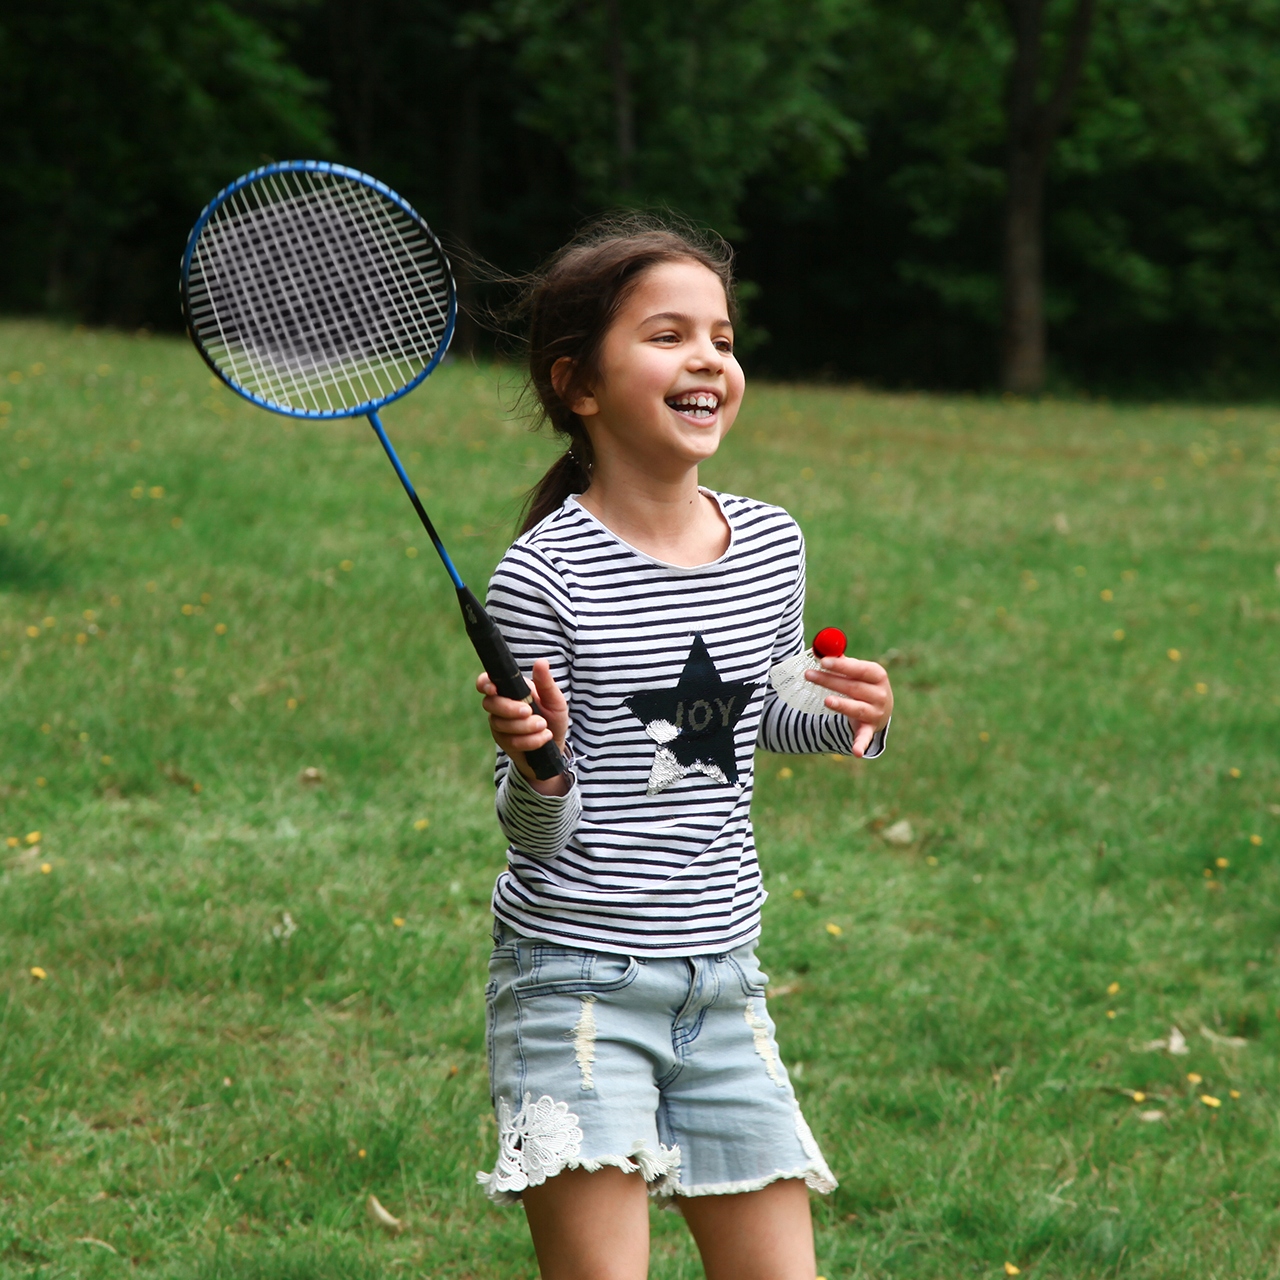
[522,441,593,532]
[511,212,735,536]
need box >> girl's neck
[576,458,730,568]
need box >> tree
[464,0,862,233]
[1000,0,1097,393]
[0,0,330,324]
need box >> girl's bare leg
[680,1178,816,1280]
[522,1166,652,1280]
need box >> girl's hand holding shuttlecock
[769,627,893,758]
[476,658,571,794]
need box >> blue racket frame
[180,159,566,780]
[180,159,464,588]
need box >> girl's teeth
[671,394,717,412]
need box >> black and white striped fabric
[486,491,886,957]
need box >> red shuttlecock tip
[812,627,847,659]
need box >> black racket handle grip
[456,586,568,781]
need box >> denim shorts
[477,923,836,1202]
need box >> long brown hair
[513,213,736,534]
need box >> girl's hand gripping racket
[180,160,566,780]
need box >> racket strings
[186,169,450,414]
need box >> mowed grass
[1,318,1278,1280]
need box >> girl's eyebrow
[639,311,733,328]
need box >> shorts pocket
[727,946,769,998]
[515,944,639,999]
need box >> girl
[473,217,893,1280]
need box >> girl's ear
[551,356,598,418]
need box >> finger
[818,657,887,683]
[851,721,877,758]
[475,671,498,697]
[503,726,553,753]
[530,658,567,712]
[824,693,879,721]
[490,711,547,735]
[804,671,886,703]
[483,695,535,720]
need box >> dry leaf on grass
[882,819,915,845]
[1200,1026,1248,1048]
[75,1238,118,1254]
[367,1193,406,1236]
[1138,1025,1189,1055]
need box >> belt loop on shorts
[492,919,507,946]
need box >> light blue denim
[478,923,836,1202]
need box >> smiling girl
[474,217,893,1279]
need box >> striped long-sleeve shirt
[485,490,886,957]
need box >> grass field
[1,318,1278,1279]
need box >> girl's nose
[688,335,724,372]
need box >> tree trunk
[605,0,634,193]
[1001,128,1048,394]
[449,73,481,356]
[999,0,1096,394]
[328,0,377,168]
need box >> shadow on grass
[195,1233,387,1280]
[0,540,64,591]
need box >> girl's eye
[714,339,734,354]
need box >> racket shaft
[457,587,567,781]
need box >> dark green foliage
[3,1,1280,389]
[0,0,330,324]
[740,0,1280,393]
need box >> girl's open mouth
[665,391,720,420]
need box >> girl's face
[567,259,745,476]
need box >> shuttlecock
[769,627,846,716]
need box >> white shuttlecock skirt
[767,649,839,716]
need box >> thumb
[530,658,566,712]
[851,721,876,758]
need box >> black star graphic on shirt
[624,634,756,794]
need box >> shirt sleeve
[485,542,583,858]
[756,528,889,759]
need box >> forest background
[2,0,1280,396]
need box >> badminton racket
[180,159,566,780]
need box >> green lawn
[1,318,1278,1279]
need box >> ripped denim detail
[477,1092,681,1204]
